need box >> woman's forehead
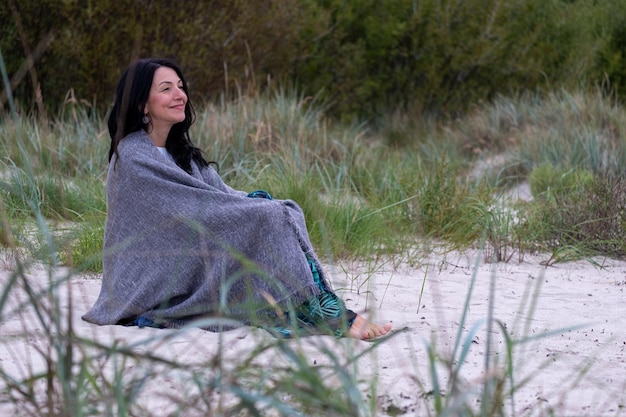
[153,67,182,85]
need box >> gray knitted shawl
[82,130,329,329]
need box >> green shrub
[416,160,492,248]
[517,174,626,261]
[0,1,314,112]
[528,162,594,200]
[593,2,626,99]
[2,0,624,120]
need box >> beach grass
[1,86,626,415]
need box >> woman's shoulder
[117,130,153,154]
[109,130,159,172]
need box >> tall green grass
[2,84,626,415]
[3,88,626,268]
[447,89,626,182]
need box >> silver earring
[142,114,149,124]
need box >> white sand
[1,248,625,416]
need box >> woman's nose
[175,87,187,100]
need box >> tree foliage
[1,0,625,119]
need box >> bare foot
[347,314,392,340]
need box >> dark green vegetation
[3,0,626,120]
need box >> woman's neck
[145,125,169,147]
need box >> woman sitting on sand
[82,58,391,340]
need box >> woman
[82,58,391,340]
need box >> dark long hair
[107,58,209,173]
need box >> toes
[362,322,391,340]
[347,315,393,340]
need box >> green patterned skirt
[268,257,357,339]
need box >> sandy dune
[1,248,625,416]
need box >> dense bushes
[294,0,598,118]
[1,0,626,120]
[0,1,313,113]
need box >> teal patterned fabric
[270,257,356,338]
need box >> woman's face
[144,66,188,132]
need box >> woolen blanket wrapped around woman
[82,130,331,329]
